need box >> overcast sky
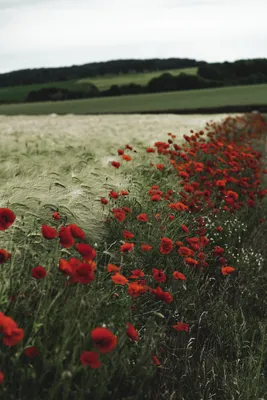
[0,0,266,73]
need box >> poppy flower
[59,259,73,276]
[185,257,198,266]
[179,246,194,257]
[122,155,132,161]
[111,161,120,169]
[0,371,4,384]
[151,194,161,201]
[117,149,124,155]
[152,287,173,304]
[31,266,47,280]
[91,327,117,354]
[69,224,86,240]
[109,191,120,199]
[80,351,101,368]
[213,246,224,257]
[125,144,133,150]
[137,213,148,222]
[216,226,223,232]
[24,346,38,358]
[146,147,155,153]
[100,198,108,205]
[181,224,189,233]
[221,266,235,275]
[156,164,165,171]
[129,269,145,279]
[152,355,161,366]
[0,313,24,347]
[123,230,134,240]
[41,225,58,240]
[0,249,11,264]
[173,322,189,332]
[126,323,139,342]
[59,226,74,248]
[160,238,173,255]
[111,273,129,285]
[76,243,96,261]
[128,282,147,298]
[168,202,188,211]
[173,271,186,281]
[169,214,175,221]
[71,262,96,284]
[107,264,121,273]
[122,206,131,213]
[0,208,16,231]
[141,244,152,252]
[120,243,134,253]
[52,211,60,220]
[112,208,126,222]
[152,269,166,283]
[120,190,129,196]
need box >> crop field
[1,113,267,400]
[0,83,266,116]
[0,67,197,104]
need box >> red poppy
[76,243,96,261]
[59,226,74,248]
[123,230,134,240]
[71,262,96,284]
[156,164,165,171]
[173,322,189,332]
[24,346,38,358]
[160,238,173,255]
[118,149,124,155]
[69,224,86,240]
[137,213,148,222]
[109,191,120,199]
[169,214,175,221]
[59,258,73,276]
[126,323,139,342]
[0,313,24,347]
[41,225,58,240]
[181,224,189,233]
[120,243,134,253]
[100,198,108,205]
[120,190,129,196]
[151,194,161,201]
[107,264,121,273]
[213,246,224,257]
[129,269,145,279]
[0,371,4,384]
[91,327,117,354]
[152,355,161,366]
[31,266,47,280]
[122,154,132,161]
[0,249,11,264]
[216,226,223,232]
[128,282,147,298]
[111,273,129,285]
[179,246,194,257]
[0,208,16,231]
[221,266,235,275]
[152,287,173,304]
[168,202,188,211]
[112,208,126,222]
[152,269,166,283]
[80,351,101,368]
[185,257,198,266]
[173,271,186,281]
[122,206,131,213]
[52,211,60,220]
[111,161,120,169]
[146,147,155,153]
[141,244,152,252]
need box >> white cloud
[0,0,266,73]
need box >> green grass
[0,83,266,115]
[0,68,197,104]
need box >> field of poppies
[1,113,267,400]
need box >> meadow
[0,67,197,104]
[0,83,266,116]
[1,112,267,400]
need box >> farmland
[0,67,197,104]
[0,83,266,115]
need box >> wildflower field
[1,113,267,400]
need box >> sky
[0,0,266,73]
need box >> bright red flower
[123,230,134,239]
[24,346,38,358]
[213,246,224,257]
[120,190,129,196]
[137,213,148,222]
[111,273,129,285]
[69,224,86,240]
[111,161,120,169]
[117,149,124,155]
[59,258,73,276]
[76,243,96,261]
[151,194,161,201]
[122,154,132,161]
[141,244,152,252]
[71,262,96,284]
[80,351,101,368]
[122,206,131,213]
[152,287,173,303]
[169,214,175,221]
[129,269,145,279]
[156,164,165,171]
[181,224,189,233]
[152,355,161,366]
[59,226,74,248]
[126,323,139,342]
[128,282,147,298]
[173,322,189,332]
[31,266,47,280]
[41,225,58,240]
[91,327,117,354]
[185,257,198,266]
[152,269,166,283]
[146,147,155,153]
[107,264,121,273]
[0,371,4,384]
[0,313,24,347]
[52,211,61,220]
[216,226,223,232]
[0,208,16,231]
[160,238,173,255]
[120,243,134,253]
[173,271,186,281]
[0,249,11,264]
[168,202,188,211]
[221,266,235,275]
[100,198,108,205]
[109,191,120,199]
[112,208,126,222]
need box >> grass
[0,113,267,399]
[0,83,266,116]
[0,67,197,104]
